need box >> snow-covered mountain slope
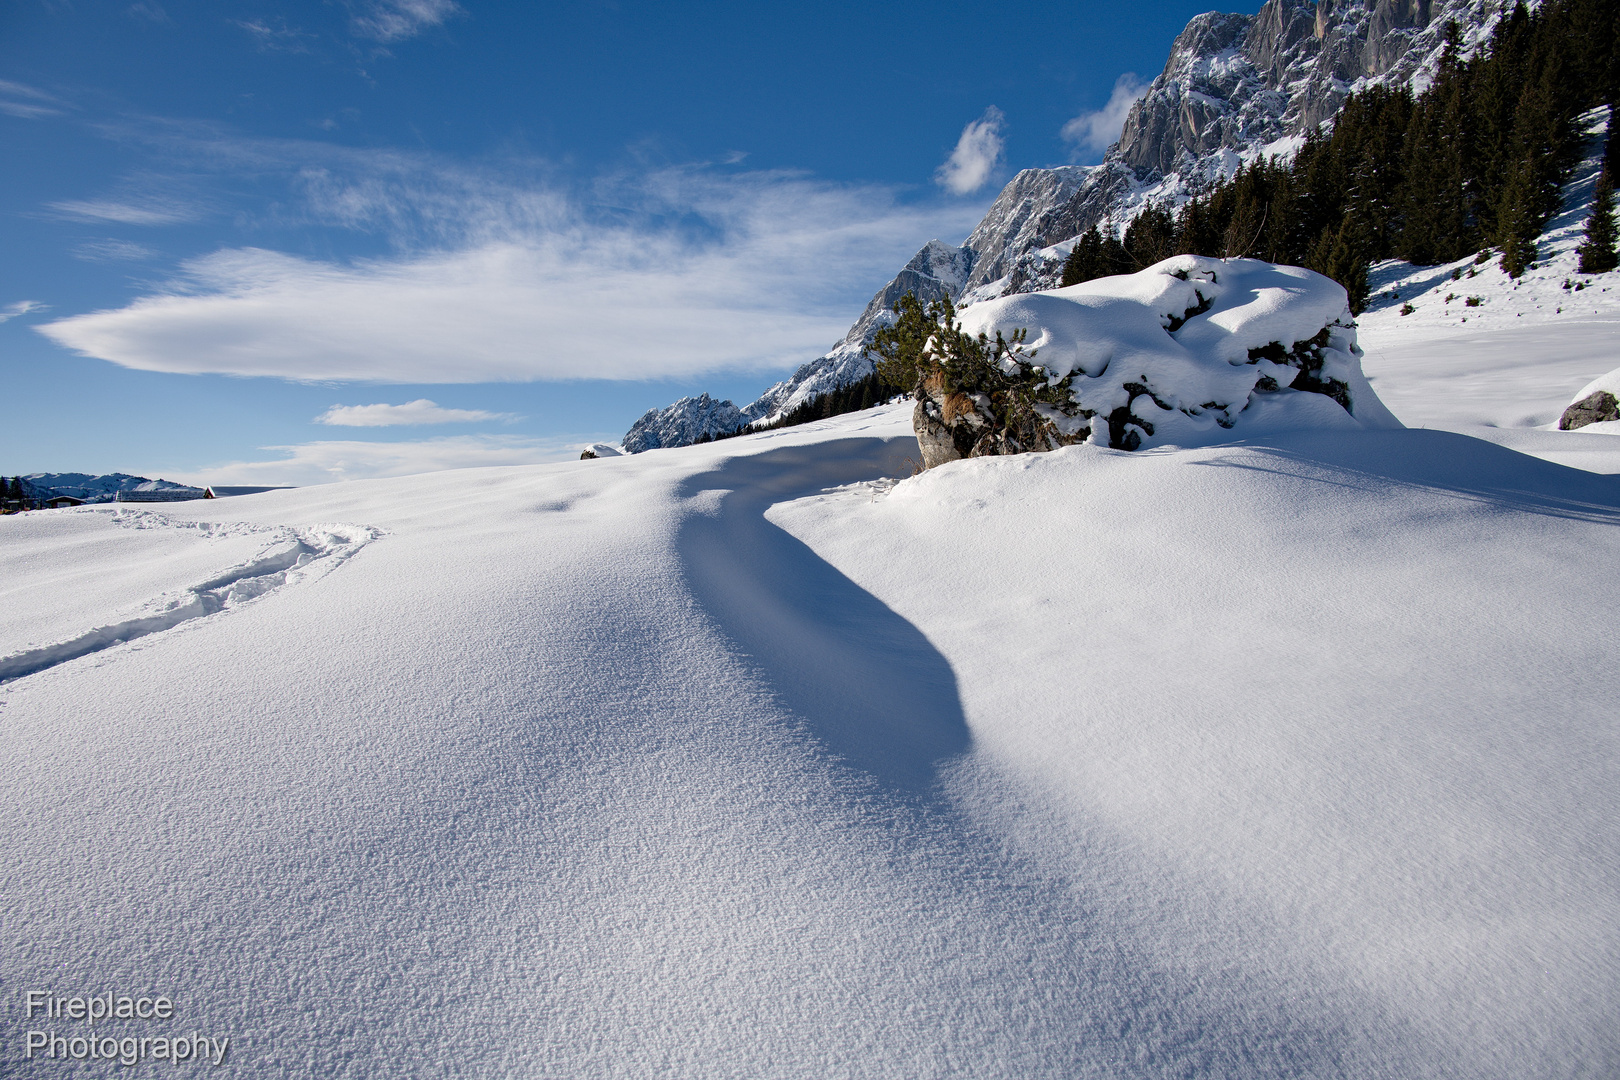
[21,472,198,503]
[627,0,1512,450]
[1354,112,1620,442]
[622,392,745,452]
[5,385,1619,1076]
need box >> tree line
[1063,0,1619,310]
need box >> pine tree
[1579,169,1619,273]
[1317,212,1371,313]
[1606,106,1618,187]
[1122,202,1176,269]
[1496,155,1542,276]
[1060,226,1108,286]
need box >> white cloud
[0,301,48,323]
[161,434,584,487]
[935,107,1005,196]
[1061,74,1149,161]
[0,79,66,119]
[316,399,514,426]
[37,153,983,384]
[47,198,199,225]
[350,0,463,42]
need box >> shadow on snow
[677,438,969,796]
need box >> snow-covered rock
[579,443,625,460]
[622,393,745,453]
[1560,367,1620,431]
[925,256,1398,460]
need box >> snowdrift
[953,255,1401,450]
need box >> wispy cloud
[316,399,515,426]
[37,139,983,384]
[236,18,317,53]
[349,0,463,42]
[47,197,200,226]
[1061,74,1148,161]
[73,239,158,262]
[0,301,49,324]
[935,107,1005,196]
[165,434,583,487]
[0,79,67,120]
[128,3,171,23]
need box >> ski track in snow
[0,509,379,683]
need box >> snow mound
[953,255,1400,451]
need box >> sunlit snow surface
[4,389,1619,1072]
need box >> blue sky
[1,1,1260,484]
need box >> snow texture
[4,376,1619,1075]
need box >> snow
[5,308,1620,1074]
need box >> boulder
[1560,391,1620,431]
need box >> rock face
[622,394,744,454]
[624,0,1502,452]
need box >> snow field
[770,425,1620,1078]
[4,395,1618,1076]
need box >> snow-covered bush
[934,255,1400,459]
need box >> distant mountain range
[18,473,200,503]
[13,473,289,504]
[624,0,1509,452]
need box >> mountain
[623,393,747,454]
[22,472,198,503]
[622,0,1510,450]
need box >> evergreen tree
[1122,201,1176,269]
[1578,168,1619,273]
[1174,196,1223,257]
[1060,226,1108,286]
[1606,106,1618,186]
[1496,155,1542,276]
[1318,213,1371,313]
